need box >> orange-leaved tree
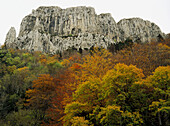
[46,69,77,126]
[25,74,58,123]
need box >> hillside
[0,38,170,125]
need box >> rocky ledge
[5,6,165,54]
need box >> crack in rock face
[5,6,165,54]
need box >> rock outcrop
[5,6,165,54]
[118,18,164,43]
[5,27,17,49]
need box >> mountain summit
[5,6,165,54]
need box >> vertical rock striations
[117,18,165,43]
[5,6,165,54]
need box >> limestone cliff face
[5,6,165,54]
[118,18,164,43]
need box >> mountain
[5,6,165,54]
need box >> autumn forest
[0,38,170,126]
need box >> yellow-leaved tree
[63,63,145,126]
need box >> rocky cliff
[5,6,165,54]
[117,18,164,43]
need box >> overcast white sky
[0,0,170,45]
